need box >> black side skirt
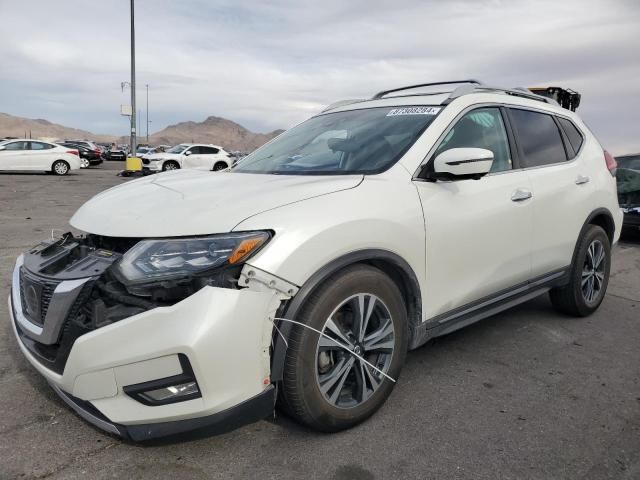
[410,267,570,348]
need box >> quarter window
[434,107,512,172]
[557,117,584,157]
[509,109,567,167]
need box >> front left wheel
[281,264,408,432]
[52,160,70,175]
[80,158,90,168]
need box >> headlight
[114,231,270,284]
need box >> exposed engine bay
[16,232,244,373]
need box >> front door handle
[575,175,590,185]
[511,189,532,202]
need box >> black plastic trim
[51,384,275,442]
[125,386,275,442]
[410,267,570,345]
[123,354,201,406]
[270,249,422,381]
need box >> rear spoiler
[528,87,581,111]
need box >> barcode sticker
[386,106,441,116]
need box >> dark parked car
[103,147,126,161]
[616,153,640,230]
[59,142,103,168]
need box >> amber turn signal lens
[228,236,267,264]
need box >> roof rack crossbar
[446,85,557,106]
[372,79,483,100]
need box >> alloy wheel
[53,161,69,175]
[315,293,395,409]
[582,239,606,304]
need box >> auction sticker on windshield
[387,106,441,116]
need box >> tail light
[604,150,617,177]
[67,149,79,156]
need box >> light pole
[145,84,150,143]
[129,0,137,156]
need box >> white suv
[0,139,81,174]
[9,80,622,441]
[142,143,232,173]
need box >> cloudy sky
[0,0,638,153]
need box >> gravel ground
[0,162,639,480]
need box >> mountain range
[0,112,283,152]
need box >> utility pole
[145,84,149,143]
[129,0,137,156]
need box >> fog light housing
[123,354,202,406]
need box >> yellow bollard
[126,156,142,172]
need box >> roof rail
[445,85,558,106]
[372,79,483,100]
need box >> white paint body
[12,91,623,430]
[0,139,81,172]
[144,143,231,172]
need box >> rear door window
[29,141,54,150]
[509,109,567,167]
[557,117,584,157]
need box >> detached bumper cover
[9,257,282,440]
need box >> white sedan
[0,139,81,175]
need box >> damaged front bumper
[9,247,288,441]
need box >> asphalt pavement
[0,162,638,479]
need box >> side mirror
[184,150,192,156]
[431,148,494,180]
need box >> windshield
[233,106,441,175]
[167,144,188,154]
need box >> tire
[212,162,227,171]
[52,160,70,176]
[162,160,180,171]
[280,264,408,432]
[550,225,611,316]
[80,158,90,168]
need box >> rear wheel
[550,225,611,316]
[212,161,227,171]
[163,160,180,171]
[281,264,408,432]
[52,160,70,176]
[80,158,90,168]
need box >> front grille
[19,269,59,326]
[14,280,95,374]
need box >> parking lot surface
[0,163,639,480]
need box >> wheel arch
[270,249,422,382]
[585,208,615,244]
[569,208,616,271]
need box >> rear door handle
[511,189,532,202]
[575,175,590,185]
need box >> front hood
[70,170,363,237]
